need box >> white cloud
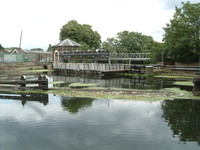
[0,0,175,50]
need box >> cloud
[159,0,199,10]
[0,0,175,50]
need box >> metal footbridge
[61,50,150,62]
[110,53,150,61]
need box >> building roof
[53,39,81,47]
[10,49,52,54]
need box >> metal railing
[110,53,150,61]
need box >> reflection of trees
[61,97,94,114]
[161,99,200,144]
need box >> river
[0,72,198,150]
[0,93,199,150]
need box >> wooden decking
[0,75,48,90]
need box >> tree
[47,44,53,51]
[149,42,164,63]
[5,47,19,50]
[102,30,155,53]
[102,37,119,53]
[163,2,200,63]
[60,20,101,50]
[31,48,44,51]
[0,44,4,49]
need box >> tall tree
[149,42,164,63]
[60,20,101,50]
[0,44,4,49]
[102,37,120,53]
[102,30,155,53]
[163,2,200,63]
[47,44,53,51]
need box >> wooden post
[146,66,153,75]
[38,74,48,90]
[38,74,43,87]
[20,76,26,90]
[192,77,200,96]
[42,75,48,90]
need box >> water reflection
[61,97,94,114]
[0,72,193,91]
[161,99,200,144]
[0,93,49,106]
[0,94,199,150]
[51,73,193,91]
[52,74,159,89]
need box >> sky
[0,0,198,50]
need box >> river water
[0,93,199,150]
[0,72,198,149]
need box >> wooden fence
[0,74,48,90]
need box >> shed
[52,38,81,52]
[52,38,81,63]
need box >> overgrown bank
[0,86,198,101]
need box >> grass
[154,75,193,79]
[124,73,148,77]
[163,88,195,99]
[0,84,17,86]
[20,69,53,73]
[173,81,193,86]
[69,83,98,88]
[1,86,199,101]
[50,90,170,101]
[49,81,67,84]
[51,87,200,101]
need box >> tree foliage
[47,44,53,51]
[0,44,4,49]
[31,48,44,51]
[149,42,164,63]
[163,2,200,63]
[102,31,155,53]
[5,47,19,50]
[60,20,101,50]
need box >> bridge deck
[54,63,126,74]
[53,63,154,75]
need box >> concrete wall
[0,62,53,72]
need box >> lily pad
[69,83,98,88]
[173,81,193,86]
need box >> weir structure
[52,39,151,75]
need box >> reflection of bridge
[52,75,153,88]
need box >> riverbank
[51,87,200,101]
[0,86,198,101]
[0,68,199,101]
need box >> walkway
[53,63,126,74]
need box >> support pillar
[146,66,153,75]
[193,77,200,96]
